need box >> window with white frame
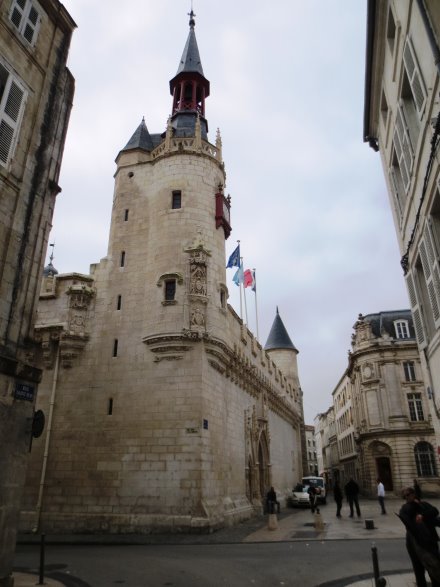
[394,319,410,339]
[408,393,424,421]
[414,442,436,476]
[9,0,41,46]
[0,61,26,167]
[403,361,416,382]
[402,38,426,117]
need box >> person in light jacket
[377,478,386,514]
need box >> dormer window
[9,0,41,47]
[394,319,410,339]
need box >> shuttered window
[0,62,26,167]
[393,105,413,192]
[9,0,41,47]
[403,38,426,116]
[405,271,427,348]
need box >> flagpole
[242,258,248,326]
[253,268,259,341]
[239,257,244,322]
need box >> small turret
[265,307,299,390]
[169,10,210,139]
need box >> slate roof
[121,118,154,152]
[43,261,58,277]
[264,308,298,352]
[362,309,415,339]
[176,14,204,76]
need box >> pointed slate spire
[264,307,298,352]
[169,11,210,139]
[176,10,204,76]
[121,118,154,152]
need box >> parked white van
[301,476,326,504]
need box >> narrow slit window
[113,339,118,357]
[172,190,182,209]
[124,209,129,221]
[120,251,125,267]
[117,295,122,310]
[108,398,113,415]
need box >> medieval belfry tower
[21,13,305,534]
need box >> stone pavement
[14,497,438,586]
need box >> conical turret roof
[264,308,298,352]
[121,118,154,152]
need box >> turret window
[116,295,122,310]
[164,279,176,301]
[172,190,182,209]
[124,209,129,221]
[120,251,125,267]
[113,339,118,357]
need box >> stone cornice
[143,331,300,426]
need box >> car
[302,476,327,504]
[290,484,312,507]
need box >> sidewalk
[14,497,433,586]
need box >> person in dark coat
[266,486,280,514]
[414,479,423,500]
[398,486,440,587]
[308,485,318,513]
[344,478,361,518]
[334,481,343,518]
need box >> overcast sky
[53,1,410,424]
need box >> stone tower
[265,308,308,476]
[22,13,304,534]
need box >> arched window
[414,442,437,477]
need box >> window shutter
[405,271,427,348]
[0,74,26,166]
[424,223,440,327]
[393,106,413,191]
[403,38,426,115]
[389,167,404,217]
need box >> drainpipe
[33,346,60,532]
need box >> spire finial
[188,3,196,27]
[49,242,55,264]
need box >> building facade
[0,1,75,584]
[364,0,440,440]
[304,425,318,476]
[318,310,439,497]
[20,14,304,535]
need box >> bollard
[267,513,278,530]
[371,544,387,587]
[38,533,45,585]
[314,508,325,531]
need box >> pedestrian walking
[308,484,317,513]
[334,481,343,518]
[344,477,361,518]
[266,486,280,514]
[377,478,386,514]
[398,486,440,587]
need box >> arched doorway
[370,441,393,491]
[258,433,270,498]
